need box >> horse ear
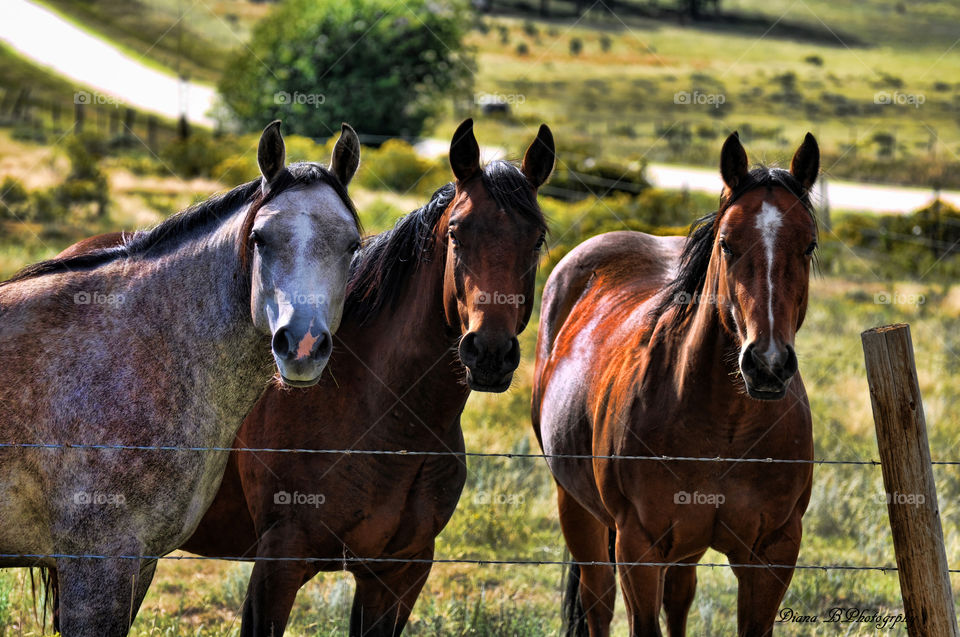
[330,123,361,186]
[719,131,749,190]
[790,132,820,194]
[521,124,555,189]
[258,120,286,190]
[449,118,480,182]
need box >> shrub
[569,37,583,56]
[0,177,28,220]
[59,134,110,217]
[356,139,446,195]
[219,0,474,138]
[516,42,530,56]
[159,131,235,179]
[363,197,406,233]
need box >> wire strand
[0,442,916,465]
[0,553,916,573]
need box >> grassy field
[454,11,960,188]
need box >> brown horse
[532,132,820,637]
[179,119,555,636]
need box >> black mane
[654,166,817,327]
[345,160,547,324]
[2,162,357,286]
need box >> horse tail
[561,559,588,637]
[29,567,59,634]
[562,528,617,637]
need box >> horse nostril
[272,327,295,360]
[741,343,759,375]
[459,332,480,366]
[505,337,521,369]
[315,330,333,360]
[782,344,798,378]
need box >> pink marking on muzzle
[295,319,318,360]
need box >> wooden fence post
[862,323,959,637]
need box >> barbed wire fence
[1,442,957,575]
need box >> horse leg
[349,547,433,637]
[730,516,802,637]
[614,518,665,637]
[558,486,616,637]
[56,557,157,636]
[662,551,705,637]
[240,556,314,637]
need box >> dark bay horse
[533,133,820,637]
[0,122,362,636]
[180,119,555,636]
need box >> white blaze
[756,201,783,356]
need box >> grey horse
[0,121,361,635]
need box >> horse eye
[534,234,546,252]
[719,239,733,256]
[804,241,817,256]
[449,232,460,248]
[348,240,361,254]
[250,230,264,247]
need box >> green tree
[220,0,474,138]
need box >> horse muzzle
[739,341,798,401]
[459,332,521,393]
[271,319,333,387]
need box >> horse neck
[133,205,268,393]
[365,221,471,424]
[662,268,745,414]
